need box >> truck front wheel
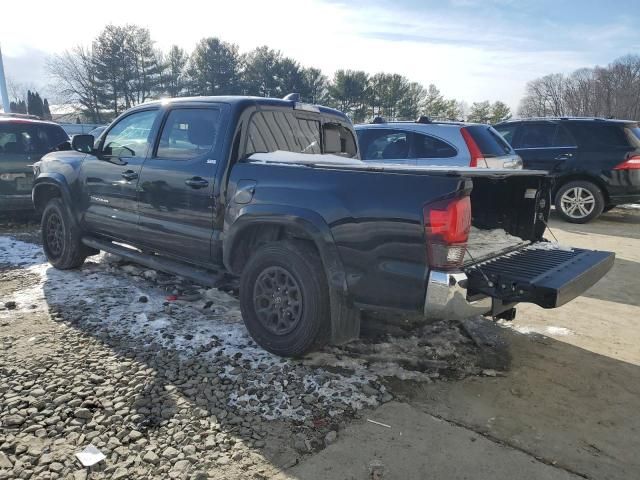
[239,241,329,357]
[41,198,88,269]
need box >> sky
[1,0,638,111]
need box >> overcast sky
[2,0,638,110]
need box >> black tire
[41,198,88,269]
[554,180,604,224]
[239,241,329,357]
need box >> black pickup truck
[32,96,614,356]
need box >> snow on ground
[0,236,381,421]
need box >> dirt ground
[1,207,639,479]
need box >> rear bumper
[424,270,492,321]
[0,194,33,211]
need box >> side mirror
[71,134,95,153]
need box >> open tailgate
[464,245,614,308]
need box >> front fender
[32,174,77,224]
[223,204,348,296]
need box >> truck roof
[130,96,350,122]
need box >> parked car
[355,117,523,169]
[33,96,613,356]
[494,118,640,223]
[0,116,68,212]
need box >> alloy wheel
[253,266,303,335]
[560,187,595,219]
[45,212,64,258]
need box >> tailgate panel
[465,245,614,308]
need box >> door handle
[121,170,138,180]
[185,177,209,189]
[554,153,573,160]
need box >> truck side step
[82,237,224,288]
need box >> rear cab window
[464,125,513,156]
[246,111,321,156]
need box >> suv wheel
[554,180,604,224]
[41,198,89,269]
[239,241,329,357]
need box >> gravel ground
[0,223,487,479]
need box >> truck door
[136,105,225,262]
[82,108,159,241]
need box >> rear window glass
[465,125,512,155]
[0,122,68,155]
[414,133,457,158]
[246,111,321,155]
[628,126,640,147]
[568,123,632,149]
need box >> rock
[38,453,53,465]
[293,434,312,453]
[191,472,208,480]
[89,374,104,384]
[72,470,88,480]
[170,459,191,476]
[53,393,73,406]
[4,301,16,310]
[128,430,143,441]
[138,295,149,303]
[162,446,179,459]
[74,408,92,419]
[0,453,11,469]
[3,414,25,427]
[112,467,129,480]
[49,462,64,473]
[142,451,159,465]
[182,445,196,456]
[324,431,338,446]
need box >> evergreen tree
[302,67,328,104]
[186,38,241,96]
[43,99,52,120]
[327,70,369,122]
[467,101,492,123]
[489,101,511,123]
[162,45,188,97]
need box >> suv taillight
[460,127,484,168]
[613,155,640,170]
[423,196,471,270]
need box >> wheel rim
[45,212,64,258]
[253,266,303,335]
[560,187,595,219]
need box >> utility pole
[0,44,11,113]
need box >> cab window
[156,108,221,160]
[102,110,158,158]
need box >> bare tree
[47,47,103,123]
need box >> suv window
[0,122,68,156]
[156,108,221,160]
[465,125,513,155]
[358,129,409,161]
[414,133,457,158]
[568,123,631,149]
[514,123,556,148]
[246,111,321,155]
[323,123,357,157]
[102,110,158,158]
[553,125,576,147]
[495,124,517,144]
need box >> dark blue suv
[494,118,640,223]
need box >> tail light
[613,155,640,170]
[423,196,471,270]
[460,127,484,168]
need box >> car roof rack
[371,116,386,124]
[283,93,301,102]
[416,115,432,124]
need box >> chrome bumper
[424,270,492,320]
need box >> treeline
[519,54,640,120]
[9,90,52,119]
[48,24,511,124]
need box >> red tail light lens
[460,127,483,168]
[423,196,471,270]
[613,155,640,170]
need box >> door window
[246,111,321,155]
[495,124,517,145]
[413,133,457,158]
[156,108,222,160]
[102,110,158,158]
[358,129,409,161]
[553,126,576,147]
[516,124,557,148]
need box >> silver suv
[355,117,522,169]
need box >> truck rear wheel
[239,241,329,357]
[41,198,88,269]
[554,180,604,224]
